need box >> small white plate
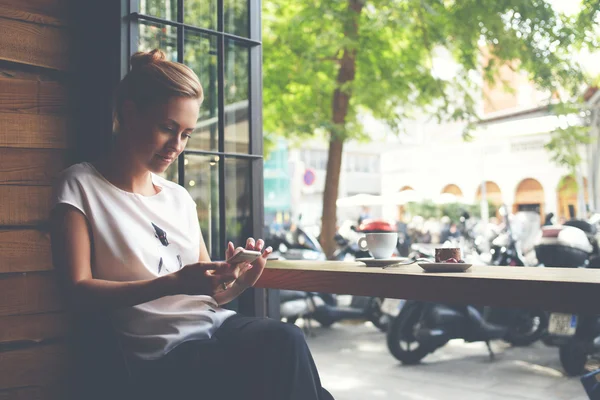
[418,262,472,272]
[356,257,409,268]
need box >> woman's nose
[168,135,185,152]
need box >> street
[306,321,588,400]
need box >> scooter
[266,226,388,331]
[386,225,548,365]
[535,217,600,375]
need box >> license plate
[381,299,404,317]
[548,313,578,336]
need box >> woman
[50,49,333,400]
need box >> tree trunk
[320,0,364,259]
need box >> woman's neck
[95,144,160,196]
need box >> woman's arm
[51,205,231,312]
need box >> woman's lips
[156,154,175,162]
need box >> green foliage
[405,200,498,222]
[263,0,596,144]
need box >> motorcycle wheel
[386,305,432,365]
[505,311,549,347]
[367,297,389,332]
[559,343,587,376]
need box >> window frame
[123,0,270,316]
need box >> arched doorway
[476,181,502,218]
[476,181,502,205]
[397,186,415,222]
[441,184,463,197]
[513,178,544,218]
[557,176,589,221]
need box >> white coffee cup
[358,233,398,259]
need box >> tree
[263,0,599,258]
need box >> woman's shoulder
[55,162,95,185]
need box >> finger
[198,261,228,272]
[262,246,273,258]
[255,239,264,252]
[240,262,254,274]
[226,241,235,259]
[246,237,255,250]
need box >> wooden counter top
[255,261,600,314]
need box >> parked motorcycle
[535,217,600,376]
[266,225,388,331]
[386,219,548,364]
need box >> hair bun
[130,49,166,70]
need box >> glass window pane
[138,21,178,61]
[184,33,218,151]
[184,0,217,31]
[225,157,253,247]
[224,40,250,153]
[157,156,179,183]
[224,0,249,38]
[185,154,221,259]
[139,0,178,21]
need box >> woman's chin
[148,158,172,174]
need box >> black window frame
[120,0,269,316]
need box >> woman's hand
[232,237,273,289]
[169,261,241,296]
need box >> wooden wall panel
[0,113,69,149]
[0,186,53,226]
[0,273,62,317]
[0,344,72,390]
[0,18,68,71]
[0,230,52,274]
[0,313,69,345]
[0,149,67,185]
[0,0,68,27]
[0,77,68,115]
[0,388,43,400]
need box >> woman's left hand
[228,237,272,289]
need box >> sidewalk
[305,321,587,400]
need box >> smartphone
[226,249,262,264]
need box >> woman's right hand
[168,261,241,296]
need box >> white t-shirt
[52,162,235,360]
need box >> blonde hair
[113,49,204,132]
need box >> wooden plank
[0,387,42,400]
[257,261,600,314]
[0,385,70,400]
[0,149,67,185]
[0,230,52,273]
[0,273,62,317]
[0,77,67,115]
[0,313,69,345]
[0,0,68,27]
[0,186,53,226]
[0,113,69,149]
[0,343,72,390]
[0,17,68,71]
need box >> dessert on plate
[434,248,465,263]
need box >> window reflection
[185,154,221,259]
[184,0,217,31]
[138,21,178,61]
[224,0,249,38]
[139,0,178,21]
[225,158,253,247]
[224,41,250,153]
[185,33,218,151]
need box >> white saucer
[418,262,472,272]
[356,257,409,268]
